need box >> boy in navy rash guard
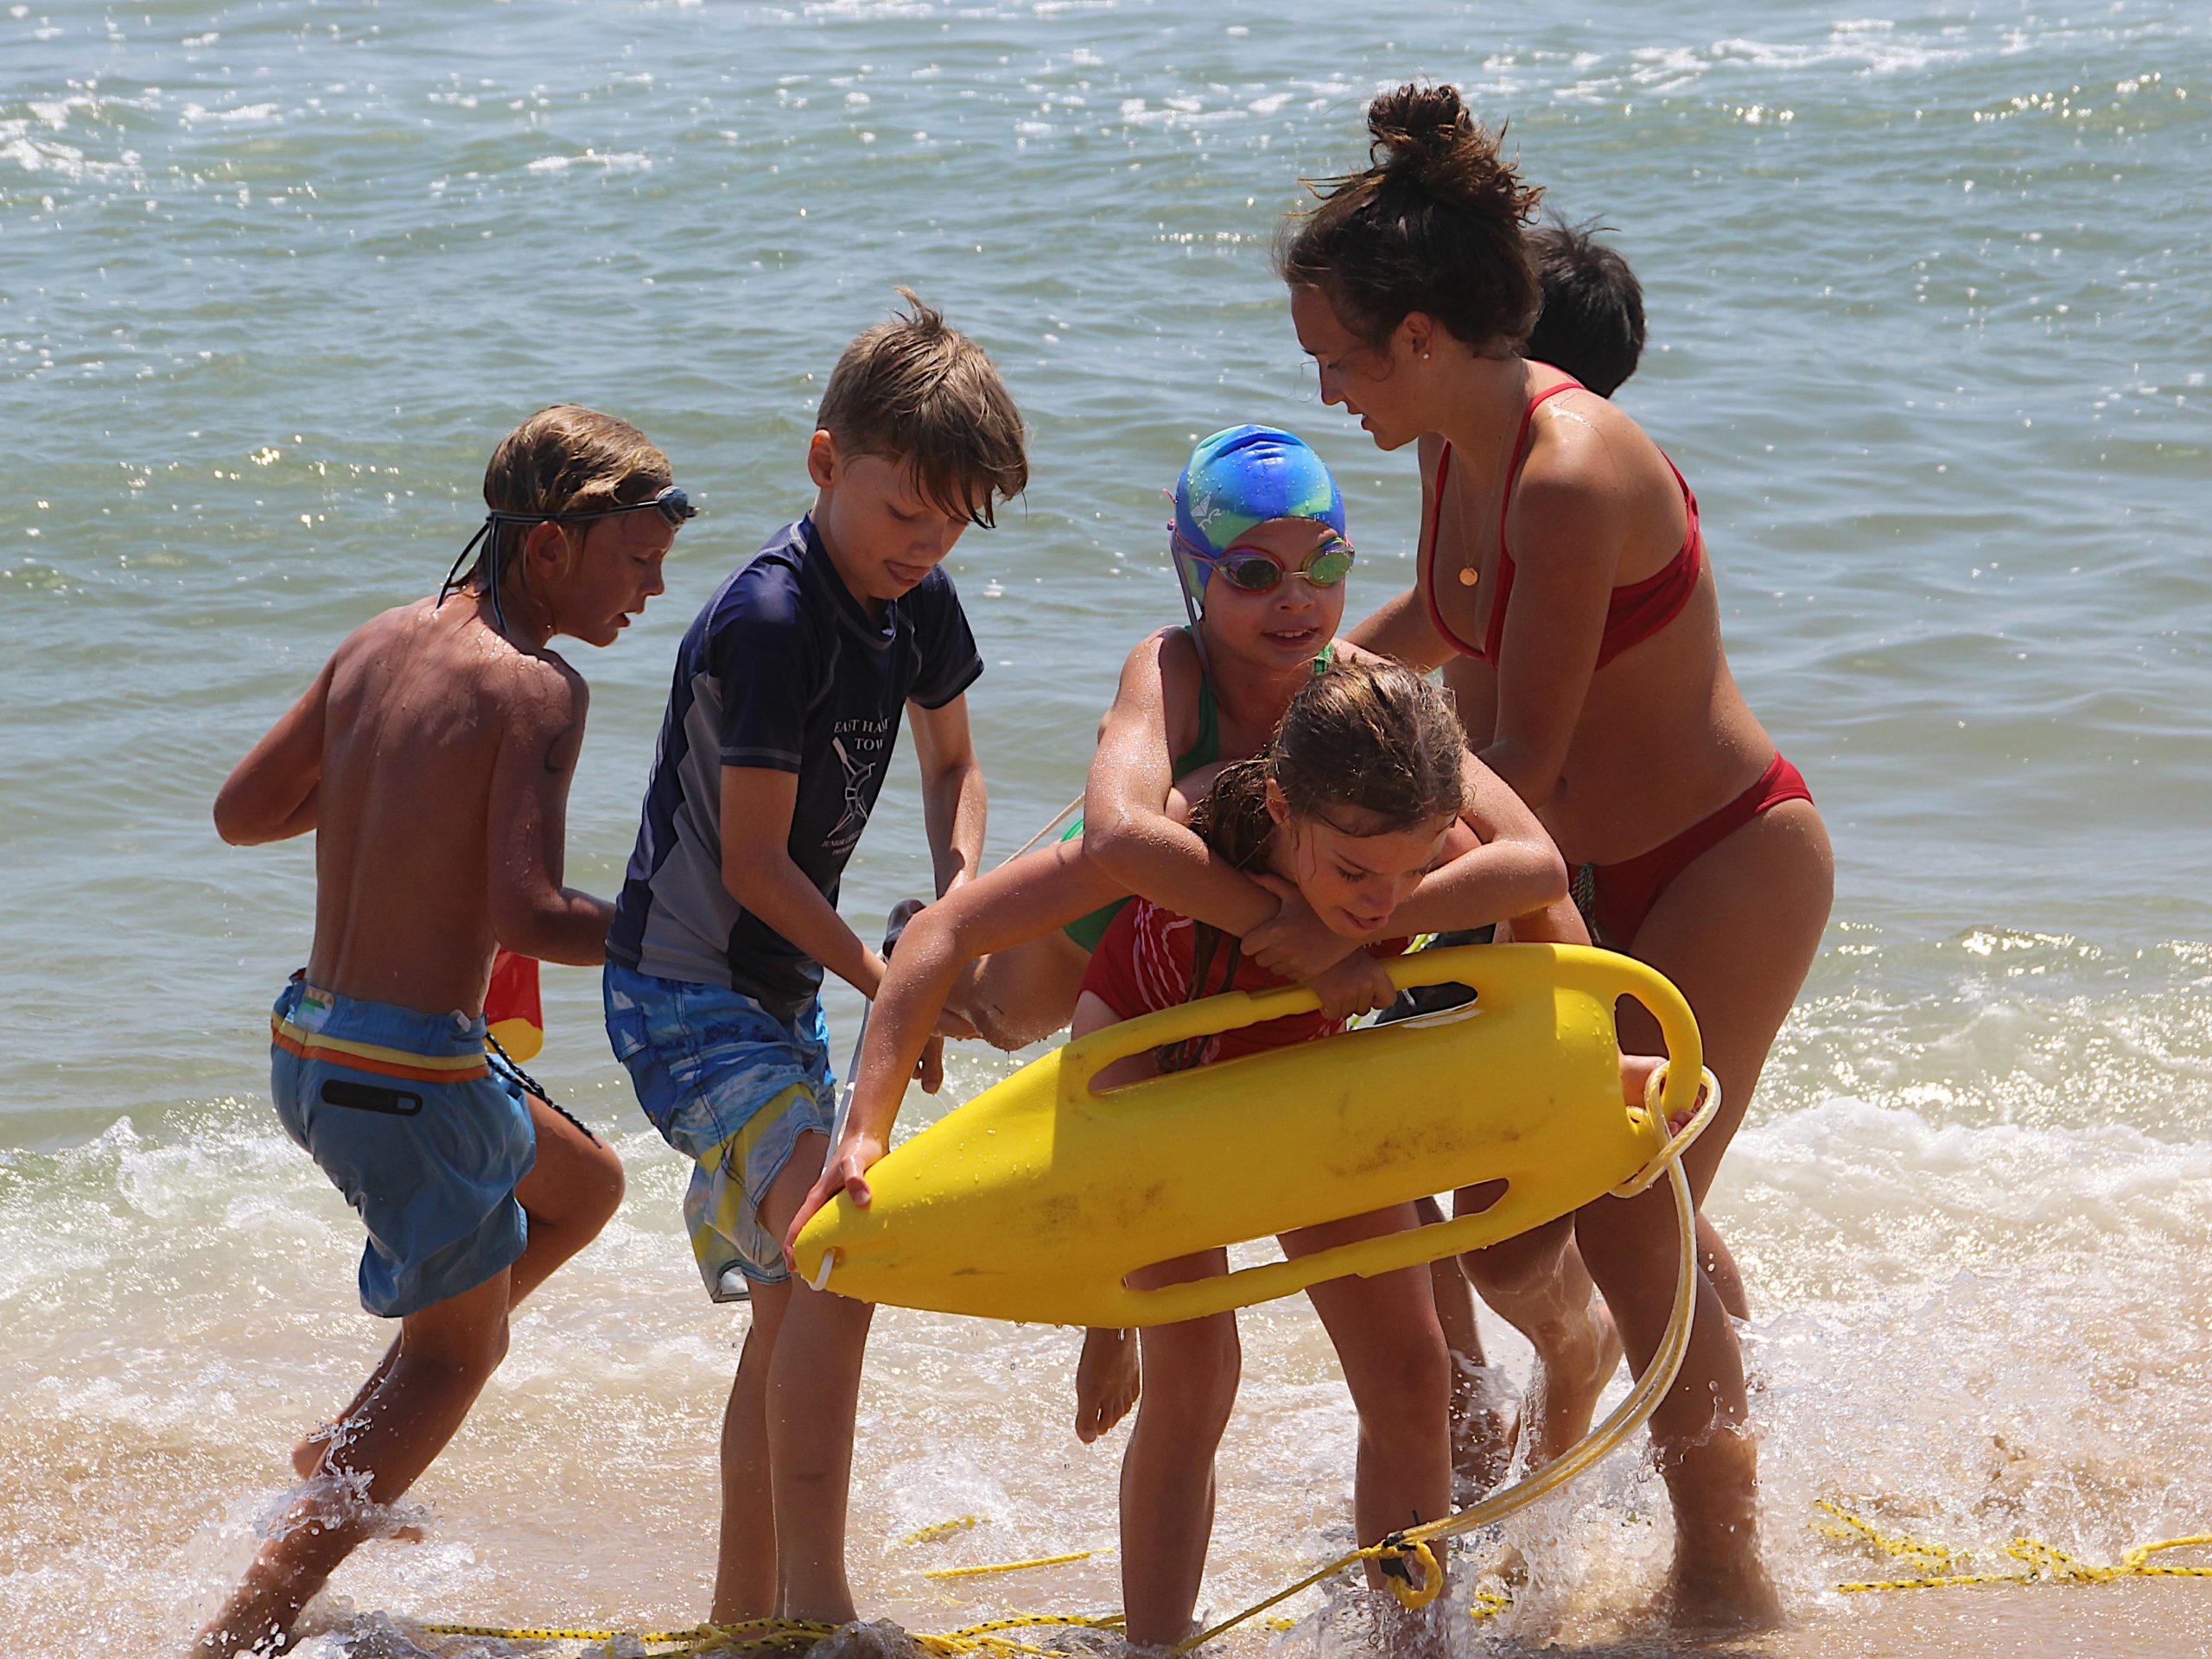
[603,291,1027,1624]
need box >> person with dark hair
[1525,216,1646,397]
[794,658,1605,1648]
[1280,83,1834,1633]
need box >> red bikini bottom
[1573,753,1813,948]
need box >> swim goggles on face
[1174,531,1356,594]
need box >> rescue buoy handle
[1110,1205,1538,1326]
[1064,943,1705,1134]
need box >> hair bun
[1363,81,1543,223]
[1366,83,1473,171]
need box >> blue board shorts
[603,963,837,1300]
[270,977,537,1319]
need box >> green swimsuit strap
[1175,635,1331,774]
[1060,639,1332,952]
[1177,677,1220,774]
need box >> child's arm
[782,839,1121,1253]
[720,766,887,999]
[486,658,615,966]
[908,693,986,899]
[213,658,334,845]
[1245,753,1567,974]
[1082,632,1286,939]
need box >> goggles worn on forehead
[439,484,696,631]
[535,483,698,529]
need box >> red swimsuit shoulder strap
[1486,380,1586,660]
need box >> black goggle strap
[437,515,512,633]
[540,485,697,528]
[440,486,692,627]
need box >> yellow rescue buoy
[793,943,1703,1328]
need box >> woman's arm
[1346,435,1455,672]
[1081,631,1283,940]
[1477,446,1627,812]
[1344,583,1453,672]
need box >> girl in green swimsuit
[779,429,1617,1483]
[957,424,1366,1046]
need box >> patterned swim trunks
[602,963,837,1300]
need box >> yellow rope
[922,1548,1104,1580]
[1001,791,1085,862]
[1175,1074,1718,1652]
[1815,1500,2212,1592]
[429,1069,1722,1656]
[422,1610,1128,1655]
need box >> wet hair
[450,404,674,608]
[1156,660,1466,1069]
[1524,217,1646,397]
[1277,82,1544,358]
[816,288,1029,528]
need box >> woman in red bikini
[1278,85,1832,1633]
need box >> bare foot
[1664,1553,1785,1637]
[1527,1296,1624,1466]
[1072,1326,1138,1444]
[1656,1424,1784,1636]
[807,1618,927,1659]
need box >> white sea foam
[524,149,653,173]
[180,100,283,124]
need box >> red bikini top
[1422,380,1704,669]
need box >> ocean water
[4,0,2210,1653]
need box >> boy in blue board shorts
[603,291,1027,1624]
[196,407,689,1656]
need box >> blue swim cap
[1172,425,1346,594]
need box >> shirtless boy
[195,405,689,1655]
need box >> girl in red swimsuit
[1071,659,1537,1647]
[1280,85,1834,1635]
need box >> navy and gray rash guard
[607,515,982,1018]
